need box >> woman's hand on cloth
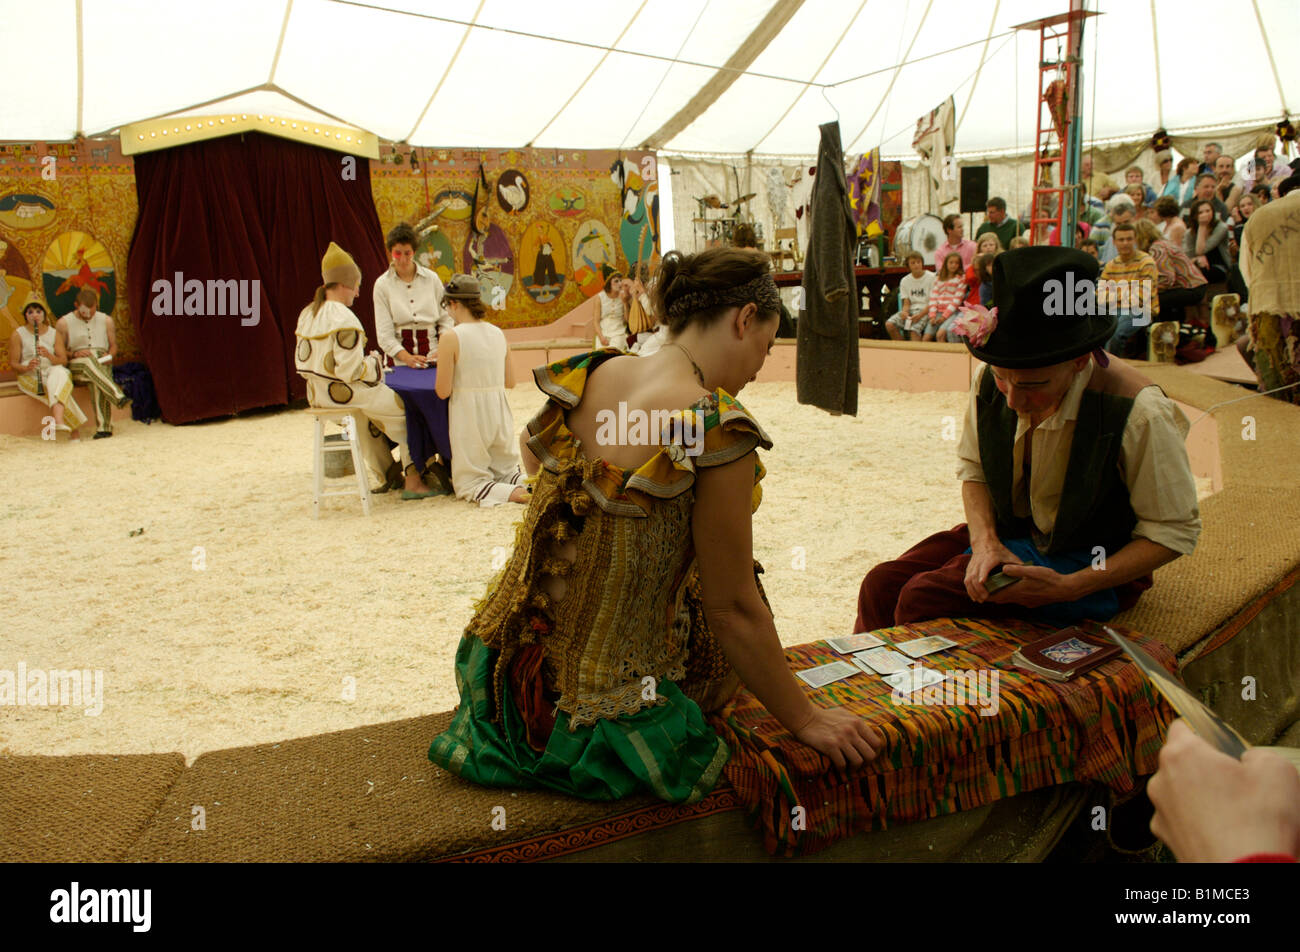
[965,542,1022,602]
[1148,720,1300,862]
[793,707,886,777]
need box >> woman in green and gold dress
[429,247,884,803]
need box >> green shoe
[401,489,442,500]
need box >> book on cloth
[1010,625,1121,682]
[1102,625,1251,760]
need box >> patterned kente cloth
[709,617,1177,857]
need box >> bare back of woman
[563,350,708,473]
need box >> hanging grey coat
[796,121,860,416]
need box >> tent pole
[1064,0,1087,250]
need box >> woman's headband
[665,273,781,321]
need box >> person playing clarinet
[8,294,86,439]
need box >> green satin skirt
[429,634,729,804]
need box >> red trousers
[853,524,1150,634]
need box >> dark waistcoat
[975,361,1154,556]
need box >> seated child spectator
[1007,235,1029,250]
[885,252,934,342]
[1079,237,1100,260]
[964,233,1005,306]
[596,272,629,350]
[974,253,996,306]
[927,252,968,341]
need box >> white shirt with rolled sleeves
[956,362,1201,557]
[372,263,454,360]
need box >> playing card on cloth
[795,660,859,689]
[895,635,958,658]
[826,632,886,654]
[851,647,911,675]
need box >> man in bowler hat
[855,247,1201,631]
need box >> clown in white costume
[294,242,436,497]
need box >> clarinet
[30,318,45,397]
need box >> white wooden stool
[309,409,371,518]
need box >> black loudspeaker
[960,165,989,213]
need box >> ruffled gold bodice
[466,349,772,729]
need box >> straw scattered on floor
[0,381,1212,762]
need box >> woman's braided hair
[651,247,780,336]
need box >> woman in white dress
[8,295,87,438]
[435,275,529,507]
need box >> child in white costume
[435,275,529,507]
[294,241,434,497]
[595,272,629,351]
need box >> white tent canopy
[3,0,1297,159]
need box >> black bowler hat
[964,246,1117,369]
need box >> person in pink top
[927,252,968,341]
[935,214,976,271]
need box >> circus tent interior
[1,0,1299,870]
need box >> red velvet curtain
[127,133,387,423]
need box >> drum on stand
[892,214,945,267]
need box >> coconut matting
[1,710,1088,863]
[123,712,685,862]
[1112,363,1300,656]
[0,752,185,862]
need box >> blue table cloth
[385,365,451,469]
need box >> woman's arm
[9,329,35,372]
[503,343,516,390]
[519,425,540,476]
[693,451,884,771]
[435,330,458,399]
[1203,222,1228,254]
